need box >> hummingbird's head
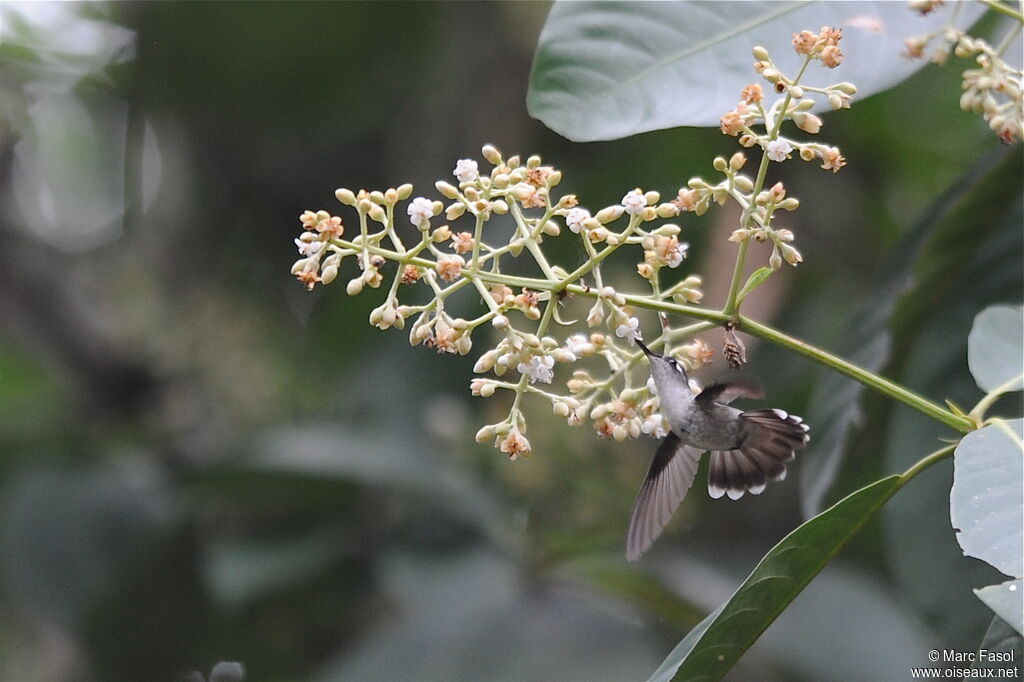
[636,340,690,393]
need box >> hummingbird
[626,340,810,560]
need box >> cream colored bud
[780,243,802,265]
[762,68,781,83]
[492,314,509,330]
[594,205,625,224]
[320,265,338,284]
[527,154,541,169]
[620,388,638,403]
[432,225,452,242]
[789,85,805,99]
[636,263,654,279]
[739,134,757,148]
[369,190,385,204]
[590,404,610,420]
[729,152,747,170]
[833,81,857,95]
[435,181,460,199]
[640,206,657,222]
[522,333,541,348]
[799,147,816,161]
[480,382,496,397]
[446,202,467,221]
[553,401,570,417]
[734,175,754,193]
[551,349,575,363]
[412,324,432,345]
[367,203,386,222]
[464,187,480,202]
[456,336,473,355]
[346,277,364,296]
[506,155,521,168]
[752,46,770,61]
[779,198,800,211]
[655,223,681,236]
[795,98,815,111]
[475,424,495,442]
[769,247,783,270]
[613,425,628,442]
[369,306,384,325]
[358,198,374,213]
[599,286,617,299]
[291,258,312,275]
[491,199,509,214]
[451,318,469,332]
[586,302,603,328]
[491,173,509,189]
[335,188,357,206]
[754,191,769,206]
[385,188,399,204]
[656,202,680,218]
[481,144,501,165]
[542,221,560,237]
[548,170,562,186]
[396,184,413,200]
[794,112,822,134]
[712,156,728,172]
[828,93,843,110]
[643,191,660,205]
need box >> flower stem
[739,315,974,433]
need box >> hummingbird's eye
[666,357,683,373]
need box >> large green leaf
[951,420,1023,579]
[968,306,1024,394]
[647,475,902,682]
[528,1,985,141]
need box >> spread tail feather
[707,409,810,500]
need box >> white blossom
[453,158,479,183]
[407,197,435,228]
[766,139,794,163]
[517,354,555,384]
[667,241,688,268]
[641,414,669,439]
[621,189,647,215]
[615,317,641,345]
[565,207,591,233]
[294,237,322,257]
[566,334,591,358]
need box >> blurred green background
[0,3,1020,681]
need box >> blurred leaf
[973,616,1023,669]
[204,525,349,607]
[528,1,984,141]
[647,475,902,682]
[951,420,1023,579]
[801,146,1019,518]
[0,464,173,629]
[974,580,1024,636]
[315,550,663,682]
[880,160,1023,649]
[968,306,1024,394]
[735,267,773,305]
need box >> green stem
[739,315,973,434]
[970,373,1024,422]
[899,444,956,482]
[978,0,1024,23]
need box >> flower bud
[779,197,800,211]
[481,144,501,165]
[641,206,657,222]
[435,181,460,199]
[793,112,822,134]
[432,225,452,242]
[734,175,754,192]
[552,401,570,418]
[367,203,386,222]
[346,277,364,296]
[335,188,357,206]
[729,152,747,170]
[594,205,625,224]
[788,85,804,99]
[542,221,560,236]
[712,156,728,172]
[475,424,496,442]
[396,184,413,200]
[369,190,385,204]
[492,314,509,330]
[548,170,562,186]
[644,190,660,204]
[752,46,770,61]
[769,246,783,270]
[780,243,802,265]
[446,202,467,221]
[320,265,338,285]
[656,203,680,218]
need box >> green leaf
[735,267,774,305]
[528,1,984,141]
[647,475,902,682]
[975,580,1024,636]
[951,420,1023,579]
[968,305,1024,394]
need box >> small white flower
[407,197,435,228]
[621,189,647,216]
[667,241,689,268]
[641,414,668,439]
[294,237,322,257]
[766,139,794,163]
[566,334,590,358]
[615,317,641,345]
[454,158,479,183]
[518,354,555,384]
[565,207,591,233]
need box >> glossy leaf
[648,475,902,682]
[968,305,1024,394]
[951,420,1024,579]
[528,1,984,141]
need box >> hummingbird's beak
[635,339,657,358]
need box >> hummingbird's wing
[625,434,704,561]
[695,376,764,406]
[707,409,810,500]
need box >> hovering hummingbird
[626,340,810,561]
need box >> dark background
[0,3,1019,681]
